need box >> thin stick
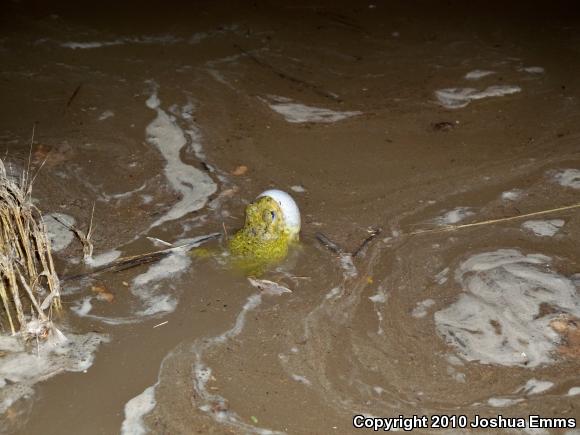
[315,232,344,254]
[61,233,221,282]
[411,202,580,236]
[352,228,382,258]
[222,221,229,242]
[25,123,36,188]
[66,83,82,108]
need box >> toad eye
[262,210,276,223]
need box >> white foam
[98,110,115,121]
[554,168,580,189]
[435,267,449,284]
[85,249,122,267]
[435,85,521,109]
[61,40,124,49]
[290,185,306,193]
[145,84,216,228]
[105,183,147,200]
[435,249,580,367]
[325,287,342,300]
[516,379,553,395]
[501,188,523,201]
[75,236,215,324]
[131,252,190,316]
[446,365,466,383]
[247,278,292,296]
[61,35,181,50]
[464,70,495,80]
[369,288,388,335]
[435,207,474,225]
[263,96,361,123]
[521,219,564,237]
[487,397,523,407]
[43,213,75,251]
[411,299,435,318]
[121,386,156,435]
[369,291,386,304]
[521,66,545,74]
[72,297,93,316]
[291,374,311,385]
[0,331,107,414]
[339,254,358,278]
[568,387,580,396]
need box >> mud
[1,1,579,434]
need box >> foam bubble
[85,249,122,267]
[43,213,75,252]
[74,236,215,324]
[501,188,523,201]
[121,386,157,435]
[290,185,306,193]
[487,397,523,407]
[521,219,564,237]
[98,110,115,121]
[554,169,580,189]
[61,41,124,49]
[434,207,474,225]
[0,331,108,414]
[263,96,362,123]
[145,85,217,228]
[435,249,580,367]
[291,374,311,385]
[516,379,553,395]
[435,85,521,109]
[464,70,495,80]
[435,267,449,284]
[411,299,435,318]
[521,66,545,74]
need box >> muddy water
[1,1,580,434]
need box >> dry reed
[410,202,580,236]
[0,158,61,338]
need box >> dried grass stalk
[410,202,580,236]
[0,158,61,337]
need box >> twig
[66,83,82,109]
[61,233,221,282]
[410,202,580,236]
[352,228,382,258]
[315,232,343,254]
[25,123,36,188]
[222,221,229,242]
[54,204,95,261]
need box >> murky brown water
[1,1,580,434]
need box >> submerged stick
[315,232,344,254]
[55,204,95,261]
[62,233,221,282]
[410,202,580,236]
[316,228,382,258]
[352,228,382,258]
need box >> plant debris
[0,158,61,337]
